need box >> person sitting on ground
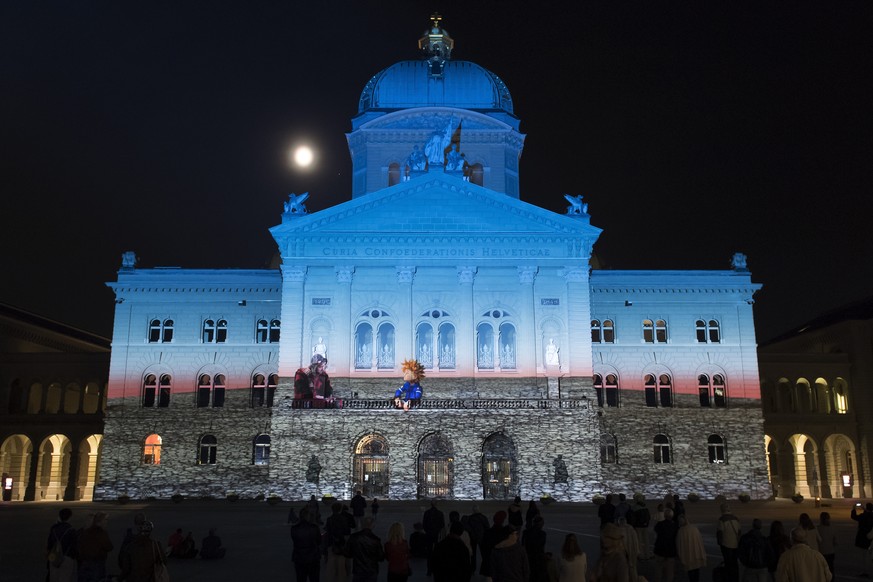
[200,527,226,560]
[167,528,184,557]
[177,532,198,559]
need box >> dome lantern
[418,13,454,76]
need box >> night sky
[2,3,870,343]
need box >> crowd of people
[44,494,873,582]
[45,508,226,581]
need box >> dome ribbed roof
[358,60,514,114]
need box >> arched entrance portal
[0,434,33,501]
[787,434,819,498]
[417,433,453,499]
[823,434,859,498]
[36,434,72,501]
[353,434,389,498]
[482,432,517,500]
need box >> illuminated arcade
[95,17,769,501]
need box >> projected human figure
[445,144,463,171]
[545,338,560,366]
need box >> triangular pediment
[271,174,601,238]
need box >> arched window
[143,434,162,465]
[203,319,216,343]
[708,320,721,343]
[256,320,268,343]
[376,323,395,369]
[653,434,671,464]
[696,319,721,343]
[150,319,174,343]
[269,320,281,343]
[591,319,615,344]
[498,322,516,370]
[197,374,225,408]
[698,374,712,407]
[477,323,494,369]
[7,379,23,414]
[253,434,271,465]
[149,319,162,343]
[83,382,100,414]
[655,319,668,343]
[198,435,217,465]
[143,374,157,407]
[63,383,80,414]
[708,434,726,464]
[416,322,434,369]
[45,382,62,414]
[438,322,456,370]
[216,319,228,343]
[355,323,373,369]
[157,374,171,407]
[643,320,654,343]
[713,374,726,407]
[604,374,619,407]
[251,374,266,407]
[354,434,389,497]
[654,374,673,407]
[600,434,617,464]
[644,374,671,407]
[833,378,848,414]
[27,382,43,414]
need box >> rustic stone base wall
[95,375,768,502]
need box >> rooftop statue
[731,252,748,271]
[283,192,309,216]
[564,194,588,216]
[424,120,454,166]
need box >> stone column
[457,267,477,377]
[517,267,538,375]
[395,267,416,365]
[63,445,79,501]
[278,266,307,382]
[563,266,593,378]
[334,267,355,375]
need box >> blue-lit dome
[358,60,514,114]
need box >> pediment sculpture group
[404,119,469,180]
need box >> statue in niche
[424,120,454,166]
[564,194,588,216]
[731,252,748,271]
[306,455,322,484]
[553,455,569,484]
[312,337,327,359]
[283,192,309,215]
[406,145,427,171]
[445,144,463,171]
[545,338,560,367]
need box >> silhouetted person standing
[46,508,77,582]
[422,500,446,575]
[431,522,472,582]
[290,508,322,581]
[347,516,385,582]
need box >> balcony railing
[290,398,588,410]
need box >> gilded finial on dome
[418,13,454,63]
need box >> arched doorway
[76,434,103,501]
[788,434,819,498]
[418,433,453,499]
[481,433,517,500]
[823,434,859,498]
[36,434,72,501]
[353,434,389,498]
[0,434,33,501]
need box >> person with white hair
[775,528,832,582]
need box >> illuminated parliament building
[93,19,771,501]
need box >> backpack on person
[47,529,68,567]
[738,533,767,569]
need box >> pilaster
[457,267,477,376]
[278,266,307,379]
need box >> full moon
[293,146,314,167]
